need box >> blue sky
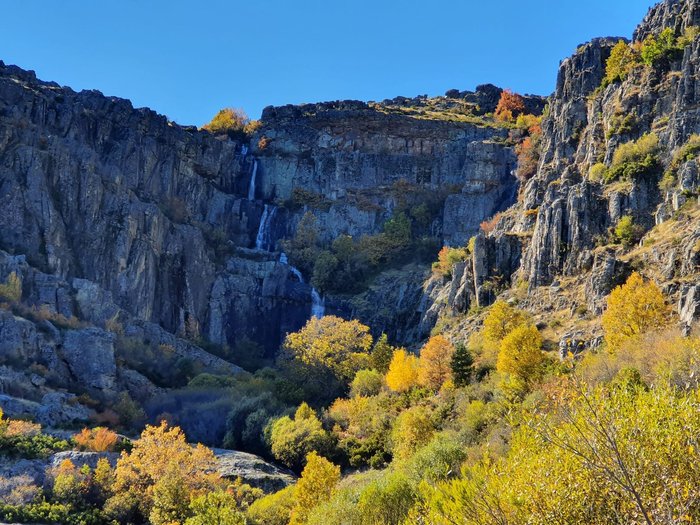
[1,1,655,126]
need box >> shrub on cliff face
[641,27,684,66]
[605,132,660,183]
[515,114,543,180]
[604,40,641,85]
[661,133,700,191]
[202,107,249,137]
[494,90,525,122]
[0,272,21,303]
[614,215,644,248]
[432,246,468,278]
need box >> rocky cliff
[425,0,700,350]
[0,61,538,422]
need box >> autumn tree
[496,324,545,385]
[106,421,220,524]
[350,369,384,397]
[494,89,526,122]
[283,315,373,388]
[602,272,670,353]
[185,491,246,525]
[268,402,334,472]
[418,335,455,391]
[390,406,434,462]
[451,343,474,387]
[482,300,529,351]
[604,40,640,85]
[202,108,249,135]
[385,349,420,393]
[289,452,341,525]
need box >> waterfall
[255,204,277,251]
[311,288,326,318]
[247,160,258,201]
[279,252,325,319]
[241,144,248,157]
[280,252,304,282]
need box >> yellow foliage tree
[390,406,434,462]
[496,324,545,384]
[602,272,670,353]
[74,426,119,452]
[418,335,455,391]
[385,349,420,393]
[283,315,373,384]
[202,108,248,135]
[289,452,340,525]
[482,300,529,347]
[107,421,220,524]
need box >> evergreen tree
[451,343,473,387]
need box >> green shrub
[614,215,644,248]
[604,133,660,183]
[641,28,683,66]
[606,112,639,139]
[350,369,384,398]
[0,272,21,303]
[246,485,296,525]
[589,162,607,182]
[0,432,71,459]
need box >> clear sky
[1,1,655,126]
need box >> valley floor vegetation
[2,271,699,525]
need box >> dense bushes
[604,132,661,183]
[603,27,699,89]
[202,107,261,141]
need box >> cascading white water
[280,252,304,282]
[247,159,258,201]
[311,288,326,318]
[255,204,277,251]
[280,252,325,318]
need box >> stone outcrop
[424,0,700,345]
[253,100,520,247]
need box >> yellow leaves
[602,272,671,353]
[283,315,373,383]
[0,271,21,303]
[290,452,340,525]
[74,426,119,452]
[417,335,455,391]
[109,421,219,522]
[482,300,529,349]
[385,349,420,393]
[496,324,545,385]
